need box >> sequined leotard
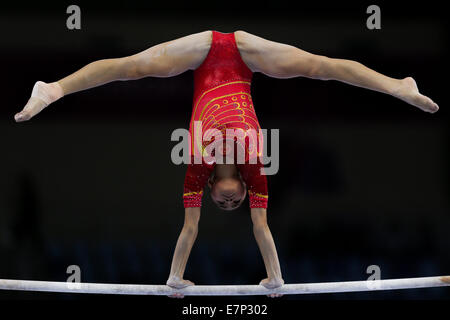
[183,31,268,209]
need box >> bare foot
[259,277,284,298]
[392,77,439,113]
[166,276,195,299]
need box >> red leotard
[183,31,268,209]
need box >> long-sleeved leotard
[183,31,268,209]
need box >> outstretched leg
[235,30,439,114]
[14,31,212,122]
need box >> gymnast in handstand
[15,30,438,298]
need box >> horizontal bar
[0,276,449,296]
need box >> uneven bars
[0,276,449,296]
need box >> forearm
[253,223,282,280]
[317,57,401,96]
[168,222,198,279]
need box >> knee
[183,223,198,235]
[121,56,145,80]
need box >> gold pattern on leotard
[192,89,262,159]
[191,80,251,127]
[183,190,204,197]
[248,190,268,199]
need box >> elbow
[119,57,144,80]
[183,214,200,234]
[183,222,199,235]
[251,208,268,228]
[253,222,269,237]
[252,217,269,231]
[253,221,268,229]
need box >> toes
[14,114,23,122]
[15,112,30,122]
[429,101,439,113]
[414,94,439,113]
[424,97,438,112]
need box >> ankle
[31,81,64,105]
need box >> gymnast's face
[208,172,247,211]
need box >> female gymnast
[14,30,439,298]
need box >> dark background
[0,0,448,301]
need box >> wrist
[167,275,181,282]
[268,274,284,282]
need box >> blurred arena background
[0,0,448,299]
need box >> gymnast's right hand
[15,81,64,122]
[260,277,284,298]
[166,276,195,299]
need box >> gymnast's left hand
[259,277,284,298]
